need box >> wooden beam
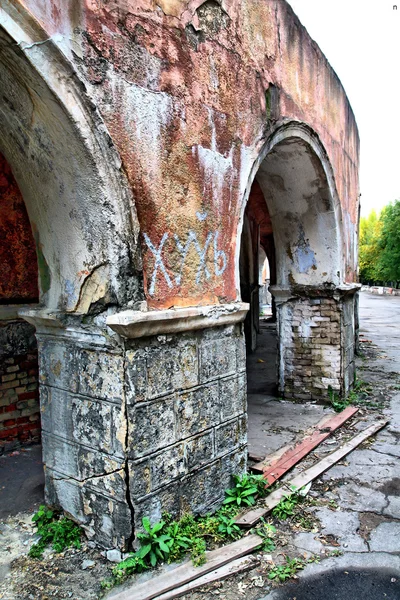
[155,556,258,600]
[252,406,359,485]
[108,535,261,600]
[236,419,387,528]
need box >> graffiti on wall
[144,212,227,296]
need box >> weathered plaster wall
[12,0,359,309]
[0,14,142,313]
[75,0,359,307]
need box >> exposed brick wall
[0,350,40,450]
[0,152,38,303]
[0,319,40,452]
[282,298,341,401]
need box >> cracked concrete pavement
[259,291,400,599]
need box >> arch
[235,122,344,296]
[0,6,141,312]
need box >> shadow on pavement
[264,568,400,600]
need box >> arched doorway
[239,125,357,417]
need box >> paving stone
[334,483,387,514]
[369,522,400,552]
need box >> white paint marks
[144,218,228,296]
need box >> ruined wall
[0,0,360,548]
[0,317,39,451]
[275,287,358,399]
[0,153,40,451]
[37,318,246,548]
[7,0,359,309]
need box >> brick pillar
[0,308,40,452]
[271,285,360,401]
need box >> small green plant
[272,492,300,520]
[254,518,276,551]
[223,474,261,507]
[328,385,350,412]
[268,556,305,582]
[136,517,173,567]
[217,515,241,539]
[29,505,82,558]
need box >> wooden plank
[252,406,358,478]
[155,556,258,600]
[108,535,261,600]
[236,419,388,528]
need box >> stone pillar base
[271,285,360,401]
[21,304,248,549]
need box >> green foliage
[268,556,305,582]
[29,505,82,559]
[223,474,265,507]
[217,515,241,539]
[328,385,350,413]
[106,472,267,588]
[272,491,300,520]
[328,377,377,413]
[136,517,173,567]
[254,518,276,551]
[359,201,400,285]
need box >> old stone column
[271,284,361,401]
[20,303,249,549]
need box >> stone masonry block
[77,348,124,402]
[215,415,247,456]
[200,335,237,382]
[38,339,77,392]
[219,375,246,421]
[125,349,147,403]
[42,433,124,485]
[45,471,131,549]
[175,383,219,439]
[130,442,186,499]
[40,386,124,457]
[185,430,214,471]
[128,396,176,458]
[146,343,198,399]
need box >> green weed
[272,492,300,520]
[223,474,266,507]
[29,505,82,558]
[268,556,305,582]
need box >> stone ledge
[0,304,39,322]
[106,303,249,339]
[271,284,361,304]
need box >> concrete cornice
[106,303,249,339]
[270,283,361,305]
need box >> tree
[376,200,400,284]
[358,210,382,284]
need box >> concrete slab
[369,522,400,552]
[0,444,44,519]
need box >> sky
[288,0,400,217]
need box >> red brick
[0,427,18,439]
[17,391,38,401]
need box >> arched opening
[0,15,141,545]
[239,131,347,457]
[0,151,40,453]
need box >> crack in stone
[53,467,123,484]
[123,348,136,551]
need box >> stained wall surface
[2,0,359,311]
